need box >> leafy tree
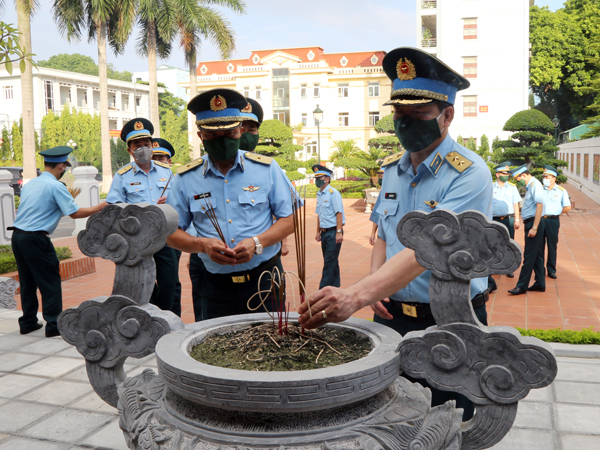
[457,135,464,146]
[162,109,191,165]
[37,53,133,81]
[11,121,23,166]
[334,149,381,187]
[136,81,186,130]
[580,36,600,138]
[465,137,477,153]
[369,113,401,152]
[329,139,362,178]
[111,139,130,173]
[0,21,36,75]
[491,136,505,163]
[479,134,490,159]
[0,127,11,161]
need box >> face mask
[203,136,240,162]
[59,165,67,179]
[517,179,526,187]
[393,108,445,153]
[315,178,326,188]
[239,132,259,152]
[133,146,153,165]
[378,178,383,187]
[499,175,509,182]
[543,178,551,187]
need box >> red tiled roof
[322,51,386,68]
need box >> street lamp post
[313,105,323,163]
[552,115,560,146]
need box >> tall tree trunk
[147,22,160,137]
[16,0,36,182]
[97,22,112,192]
[189,49,200,159]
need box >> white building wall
[558,139,600,206]
[133,65,188,99]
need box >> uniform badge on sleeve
[242,185,260,192]
[425,200,439,208]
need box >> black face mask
[203,136,240,162]
[393,108,445,153]
[239,132,259,151]
[378,178,383,187]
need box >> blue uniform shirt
[543,184,570,215]
[492,181,521,216]
[13,172,80,234]
[106,161,173,204]
[376,135,492,304]
[520,177,544,220]
[316,185,345,228]
[166,150,295,274]
[369,191,382,224]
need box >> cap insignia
[425,200,439,208]
[242,103,252,113]
[134,121,143,131]
[397,58,417,81]
[210,95,227,112]
[242,185,260,192]
[153,141,159,148]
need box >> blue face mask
[393,108,446,153]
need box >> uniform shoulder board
[444,151,473,173]
[381,150,405,168]
[117,164,133,175]
[154,161,170,169]
[244,152,272,165]
[329,188,334,194]
[558,185,565,191]
[177,158,204,175]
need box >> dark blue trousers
[488,215,514,291]
[319,229,342,289]
[516,219,546,290]
[189,252,206,322]
[150,245,178,313]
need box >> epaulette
[117,164,133,175]
[381,150,405,168]
[558,185,565,191]
[445,151,473,173]
[244,152,272,165]
[177,158,204,175]
[329,188,334,194]
[154,161,170,169]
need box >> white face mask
[543,178,551,187]
[133,146,153,165]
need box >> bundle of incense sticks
[203,198,226,244]
[290,187,306,301]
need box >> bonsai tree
[335,147,385,187]
[368,114,402,153]
[255,119,302,159]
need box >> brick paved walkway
[10,181,600,330]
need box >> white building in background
[133,64,188,100]
[0,67,159,136]
[417,0,532,144]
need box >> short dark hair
[436,101,453,113]
[44,162,60,169]
[128,137,152,148]
[521,170,530,176]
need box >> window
[306,142,317,156]
[463,95,477,117]
[136,97,141,107]
[3,86,13,100]
[369,111,380,126]
[243,86,250,97]
[571,153,574,172]
[136,77,142,82]
[44,80,54,112]
[111,95,116,108]
[301,113,307,127]
[584,154,589,179]
[463,57,477,79]
[300,84,307,98]
[368,82,379,97]
[577,153,581,176]
[339,112,349,127]
[255,86,261,100]
[338,83,349,98]
[464,18,477,39]
[313,83,320,98]
[594,155,600,184]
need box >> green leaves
[0,21,36,75]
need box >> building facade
[417,0,532,145]
[181,47,392,161]
[558,139,600,205]
[0,67,157,136]
[133,64,189,100]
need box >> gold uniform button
[229,219,232,223]
[411,182,417,187]
[231,239,235,243]
[384,209,388,214]
[251,199,255,203]
[136,189,139,192]
[226,199,230,203]
[225,180,228,183]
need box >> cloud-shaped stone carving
[398,323,557,404]
[59,295,183,368]
[77,203,179,266]
[0,278,19,310]
[397,210,521,281]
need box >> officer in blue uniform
[298,47,492,421]
[107,118,179,313]
[11,146,107,337]
[541,165,571,279]
[508,164,545,295]
[488,161,522,291]
[314,164,345,288]
[239,98,263,152]
[166,88,296,319]
[369,166,388,246]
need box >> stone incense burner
[58,203,557,450]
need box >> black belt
[207,253,280,284]
[392,290,489,318]
[493,214,514,221]
[543,215,560,219]
[320,226,337,233]
[523,217,534,224]
[7,227,48,236]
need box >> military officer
[107,118,179,313]
[314,164,345,288]
[541,165,571,279]
[508,164,545,295]
[239,98,264,152]
[166,88,296,319]
[298,47,492,421]
[488,161,522,291]
[11,146,107,337]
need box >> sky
[0,0,567,75]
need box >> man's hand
[514,219,520,230]
[204,238,237,265]
[157,196,167,204]
[281,241,289,257]
[298,286,361,329]
[370,298,393,320]
[336,232,343,244]
[315,232,321,242]
[369,233,377,246]
[232,237,256,264]
[528,228,537,237]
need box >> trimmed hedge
[516,327,600,345]
[297,180,370,198]
[503,109,554,133]
[0,246,73,275]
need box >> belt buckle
[232,275,247,283]
[402,303,418,318]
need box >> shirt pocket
[237,191,268,225]
[190,198,218,234]
[124,184,147,203]
[377,201,399,243]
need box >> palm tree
[175,0,244,158]
[52,0,135,192]
[329,138,362,177]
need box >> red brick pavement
[12,182,600,330]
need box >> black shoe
[45,328,61,338]
[528,284,546,292]
[507,273,515,278]
[548,273,557,279]
[20,321,43,335]
[508,287,527,295]
[489,285,497,293]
